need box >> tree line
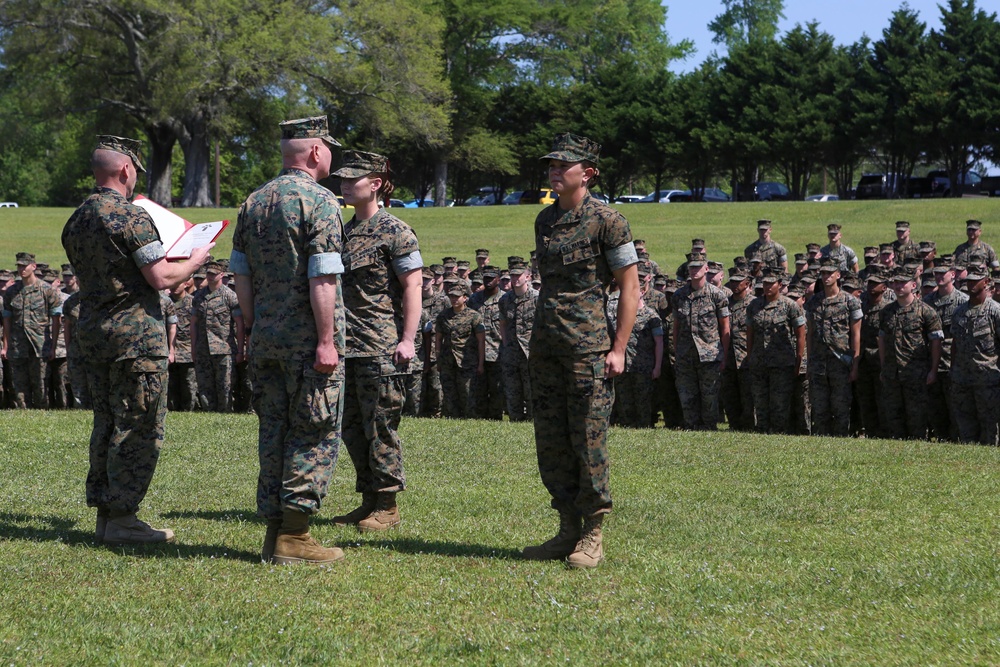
[0,0,997,207]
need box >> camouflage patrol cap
[842,276,861,292]
[787,286,805,300]
[728,268,749,283]
[664,279,681,294]
[279,116,341,147]
[921,274,937,287]
[827,223,842,232]
[687,252,707,268]
[41,268,60,283]
[879,243,894,254]
[918,241,936,253]
[863,246,878,257]
[794,253,807,265]
[421,267,434,280]
[800,274,817,286]
[757,219,772,230]
[761,267,784,283]
[903,259,922,272]
[932,260,954,273]
[0,269,12,282]
[707,260,723,274]
[36,262,49,271]
[637,261,652,277]
[15,252,35,266]
[61,263,74,276]
[193,267,207,279]
[500,269,510,280]
[476,248,490,258]
[203,260,223,274]
[332,150,387,178]
[733,256,749,269]
[507,255,524,265]
[469,270,484,285]
[509,259,528,275]
[446,280,470,297]
[653,274,667,288]
[541,132,601,164]
[889,269,916,283]
[636,250,650,261]
[967,219,983,230]
[457,260,471,269]
[895,220,910,231]
[442,257,457,268]
[430,264,445,276]
[966,263,989,281]
[749,254,763,265]
[819,257,840,273]
[691,238,706,249]
[481,265,499,279]
[806,243,821,253]
[95,135,146,173]
[866,266,888,283]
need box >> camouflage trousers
[751,366,796,434]
[440,355,475,418]
[809,363,852,436]
[234,359,253,413]
[472,360,504,420]
[252,356,344,519]
[654,364,683,428]
[854,357,884,438]
[342,356,407,494]
[927,373,957,442]
[9,354,47,409]
[195,352,233,412]
[674,353,721,430]
[68,352,91,409]
[881,367,930,440]
[721,365,754,431]
[168,362,197,411]
[951,381,1000,446]
[501,347,532,422]
[420,361,443,418]
[791,372,811,435]
[84,357,168,515]
[614,371,654,428]
[48,357,69,409]
[530,351,612,516]
[402,371,422,417]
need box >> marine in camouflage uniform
[877,269,943,440]
[469,265,505,420]
[168,282,197,411]
[747,269,805,434]
[402,268,434,417]
[62,290,91,409]
[45,271,72,408]
[820,224,859,273]
[804,258,862,436]
[892,221,920,267]
[232,116,348,564]
[950,265,1000,445]
[744,219,787,271]
[191,260,243,412]
[524,132,639,569]
[615,282,662,429]
[672,253,731,431]
[498,258,537,421]
[332,150,423,531]
[2,253,62,409]
[62,135,205,543]
[436,281,485,418]
[953,219,1000,271]
[856,267,895,438]
[923,263,967,441]
[420,274,450,417]
[720,271,754,431]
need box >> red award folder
[132,194,229,260]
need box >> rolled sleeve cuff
[652,326,664,337]
[719,307,731,318]
[166,315,179,325]
[929,330,945,340]
[308,252,345,278]
[233,308,243,319]
[392,251,424,276]
[230,250,251,276]
[1,309,11,318]
[793,316,806,328]
[607,243,639,271]
[850,309,863,321]
[50,306,63,316]
[133,241,166,268]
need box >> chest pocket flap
[560,237,598,265]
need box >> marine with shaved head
[62,135,214,545]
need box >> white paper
[132,195,189,250]
[167,221,226,259]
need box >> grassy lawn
[4,198,1000,276]
[2,409,1000,664]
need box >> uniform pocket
[561,237,596,265]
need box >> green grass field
[2,410,1000,664]
[4,198,1000,275]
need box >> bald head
[280,137,331,179]
[92,148,136,197]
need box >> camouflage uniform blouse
[63,291,81,360]
[61,187,166,363]
[804,290,862,374]
[747,295,806,368]
[625,306,663,375]
[436,306,485,370]
[1,281,62,358]
[860,289,896,364]
[672,282,730,363]
[170,293,195,364]
[531,194,637,356]
[191,285,241,355]
[230,168,345,364]
[923,288,968,372]
[469,289,503,363]
[342,208,422,358]
[951,299,1000,386]
[744,239,787,270]
[727,291,754,369]
[953,241,1000,269]
[893,239,920,267]
[498,287,538,359]
[878,299,944,379]
[820,243,858,272]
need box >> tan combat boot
[566,515,604,569]
[522,510,581,560]
[272,509,345,565]
[260,517,283,563]
[357,492,400,533]
[103,513,175,545]
[330,492,378,527]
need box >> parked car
[902,172,950,198]
[805,194,840,202]
[502,191,523,205]
[403,198,435,208]
[753,182,792,201]
[520,189,557,205]
[615,194,644,203]
[638,189,686,203]
[855,173,905,199]
[0,202,18,208]
[472,193,497,205]
[698,188,732,203]
[388,198,406,208]
[921,169,1000,197]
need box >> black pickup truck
[906,170,1000,197]
[902,172,950,198]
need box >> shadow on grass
[0,511,259,562]
[347,536,523,560]
[161,509,261,522]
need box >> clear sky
[665,0,952,72]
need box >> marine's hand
[393,339,415,365]
[314,341,339,373]
[605,349,625,378]
[188,243,216,266]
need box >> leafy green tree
[819,40,872,197]
[709,0,785,49]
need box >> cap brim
[322,135,342,148]
[332,166,371,178]
[541,151,586,162]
